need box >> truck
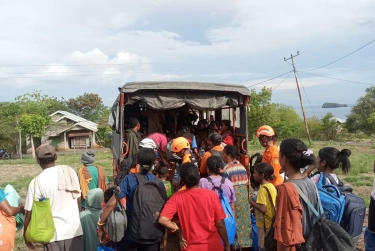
[108,81,251,178]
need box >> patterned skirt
[234,185,252,248]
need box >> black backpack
[114,156,138,186]
[292,183,356,251]
[128,173,168,244]
[321,174,366,241]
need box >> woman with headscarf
[80,188,104,251]
[78,151,108,210]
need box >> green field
[1,142,373,250]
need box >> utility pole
[284,52,312,144]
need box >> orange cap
[171,137,190,152]
[256,125,275,138]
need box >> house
[42,111,98,150]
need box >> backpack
[340,192,366,242]
[128,174,167,244]
[318,174,366,241]
[114,156,138,186]
[205,176,236,244]
[105,189,127,242]
[316,174,346,224]
[317,173,353,193]
[292,183,356,251]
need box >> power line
[297,71,373,86]
[296,72,316,117]
[272,72,291,90]
[246,71,292,88]
[304,39,375,72]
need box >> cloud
[0,0,374,106]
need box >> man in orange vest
[256,125,284,186]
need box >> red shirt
[160,188,226,251]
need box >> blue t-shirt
[118,173,166,240]
[0,188,6,203]
[118,173,166,218]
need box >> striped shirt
[222,160,248,186]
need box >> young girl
[307,147,351,185]
[275,138,320,251]
[248,162,277,251]
[199,156,236,214]
[256,125,283,186]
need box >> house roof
[50,111,98,132]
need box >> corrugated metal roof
[50,111,98,132]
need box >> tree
[66,93,107,122]
[13,91,67,155]
[247,87,304,140]
[19,114,48,157]
[247,87,277,138]
[96,107,112,147]
[345,87,375,135]
[272,104,303,139]
[321,113,340,140]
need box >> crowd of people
[0,118,374,251]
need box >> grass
[342,176,374,187]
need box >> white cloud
[0,0,374,105]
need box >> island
[322,102,348,108]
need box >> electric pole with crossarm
[284,52,312,144]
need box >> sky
[0,0,374,109]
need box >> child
[157,165,174,198]
[309,147,351,185]
[248,162,277,251]
[156,165,174,251]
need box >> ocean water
[293,105,352,120]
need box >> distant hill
[322,102,348,108]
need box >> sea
[293,105,352,120]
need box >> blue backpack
[315,173,346,224]
[205,177,236,244]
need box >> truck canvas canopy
[120,81,250,110]
[109,81,251,176]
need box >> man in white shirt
[24,145,83,250]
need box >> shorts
[43,235,83,251]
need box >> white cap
[139,138,157,149]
